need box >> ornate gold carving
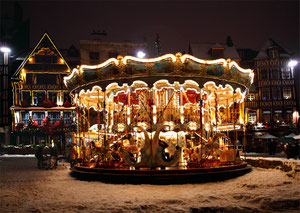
[222,66,232,80]
[77,73,84,85]
[117,56,126,76]
[145,62,154,75]
[33,47,57,56]
[173,52,184,74]
[97,69,103,80]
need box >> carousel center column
[126,85,131,125]
[180,85,184,124]
[153,88,157,124]
[111,91,115,131]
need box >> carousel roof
[64,53,253,93]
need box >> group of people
[284,142,299,159]
[35,144,58,169]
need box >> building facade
[245,39,297,132]
[189,42,241,62]
[190,38,299,137]
[10,33,75,149]
[80,40,147,65]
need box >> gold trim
[15,33,70,80]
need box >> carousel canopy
[64,53,253,94]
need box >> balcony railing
[23,84,68,91]
[245,101,258,108]
[47,84,61,90]
[23,84,31,90]
[32,84,46,90]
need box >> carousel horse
[121,125,181,168]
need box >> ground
[0,156,299,213]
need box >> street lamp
[0,45,11,144]
[137,51,146,58]
[288,60,298,68]
[0,47,11,53]
[0,46,11,65]
[288,59,299,132]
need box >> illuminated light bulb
[122,54,176,64]
[205,123,210,131]
[153,105,156,113]
[64,53,253,98]
[153,116,157,124]
[137,51,146,58]
[0,47,11,53]
[288,60,298,67]
[180,116,184,124]
[60,58,64,63]
[180,106,184,113]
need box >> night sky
[19,0,299,56]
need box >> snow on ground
[0,156,299,213]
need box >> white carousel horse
[121,125,181,168]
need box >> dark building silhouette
[0,1,30,144]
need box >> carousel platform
[70,162,252,184]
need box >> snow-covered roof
[190,43,241,60]
[255,38,291,59]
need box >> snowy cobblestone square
[0,156,299,212]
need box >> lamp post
[1,46,11,66]
[288,59,299,133]
[0,46,12,145]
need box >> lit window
[260,69,268,80]
[262,110,271,123]
[271,69,280,79]
[33,97,38,106]
[285,110,293,123]
[33,91,45,105]
[21,112,30,124]
[273,110,282,122]
[48,112,60,124]
[22,91,31,105]
[269,49,279,58]
[283,87,292,99]
[248,113,256,123]
[247,94,255,101]
[272,87,281,100]
[33,112,45,126]
[281,68,291,79]
[261,88,270,100]
[48,92,58,104]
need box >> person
[35,146,44,169]
[285,143,293,159]
[50,144,58,169]
[69,144,78,168]
[294,142,299,159]
[0,143,4,155]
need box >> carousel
[64,53,253,183]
